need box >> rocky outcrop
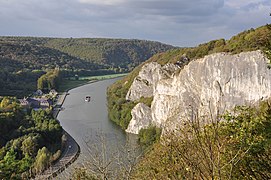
[125,103,152,134]
[126,62,179,101]
[152,50,271,130]
[126,50,271,134]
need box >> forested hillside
[0,37,173,96]
[44,38,174,70]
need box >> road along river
[56,78,139,179]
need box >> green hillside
[44,38,174,70]
[0,37,173,96]
[107,25,271,129]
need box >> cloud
[78,0,225,17]
[0,0,270,46]
[225,0,270,9]
[78,0,124,5]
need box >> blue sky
[0,0,270,46]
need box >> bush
[133,101,271,179]
[138,126,161,149]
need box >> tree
[37,69,61,91]
[21,136,38,157]
[33,147,51,174]
[19,153,33,174]
[69,133,141,180]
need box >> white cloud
[0,0,270,46]
[78,0,124,5]
[225,0,263,8]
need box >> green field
[79,73,128,80]
[58,79,89,92]
[58,73,127,92]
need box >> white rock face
[126,62,179,101]
[125,103,152,134]
[152,50,271,130]
[126,50,271,133]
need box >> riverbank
[35,93,80,179]
[36,76,127,179]
[58,73,127,93]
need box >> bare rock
[126,62,178,101]
[126,50,271,133]
[152,50,271,130]
[125,103,152,134]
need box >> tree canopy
[0,97,63,179]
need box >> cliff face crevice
[126,50,271,134]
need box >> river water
[56,78,138,179]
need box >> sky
[0,0,270,46]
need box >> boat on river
[85,96,91,102]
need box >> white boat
[85,96,91,102]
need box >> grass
[79,73,128,80]
[58,79,89,92]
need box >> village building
[34,89,43,96]
[49,89,58,97]
[19,97,52,110]
[18,99,30,109]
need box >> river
[56,78,138,179]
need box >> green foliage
[138,126,161,149]
[152,26,271,66]
[137,97,153,107]
[219,103,271,179]
[133,101,271,179]
[0,97,63,179]
[37,69,61,90]
[21,136,38,156]
[44,38,174,70]
[33,147,51,174]
[107,63,146,129]
[0,148,33,179]
[72,168,99,180]
[108,96,136,129]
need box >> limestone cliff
[126,62,179,101]
[126,50,271,134]
[125,103,152,134]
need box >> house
[26,97,40,109]
[49,89,58,97]
[18,99,30,109]
[19,97,52,110]
[34,89,43,96]
[39,99,52,109]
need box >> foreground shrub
[133,101,271,179]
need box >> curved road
[35,132,79,179]
[35,93,80,179]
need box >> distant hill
[0,36,174,96]
[0,37,175,71]
[44,38,175,71]
[0,40,101,70]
